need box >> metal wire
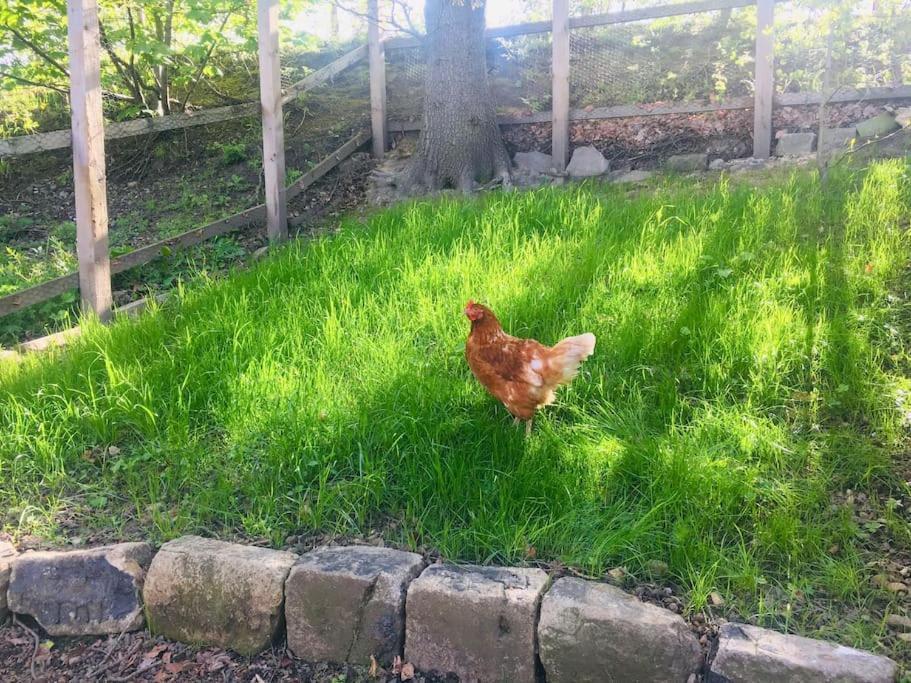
[569,9,755,108]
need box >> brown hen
[464,301,596,435]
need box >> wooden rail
[282,45,368,105]
[0,45,368,158]
[387,85,911,133]
[384,0,758,49]
[0,130,371,318]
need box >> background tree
[398,0,511,192]
[0,0,310,129]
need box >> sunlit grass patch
[2,159,910,654]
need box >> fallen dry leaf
[400,662,415,681]
[392,655,403,675]
[369,654,380,677]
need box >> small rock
[567,146,610,178]
[828,544,840,555]
[709,591,725,607]
[666,153,708,172]
[886,614,911,630]
[887,582,908,593]
[107,445,121,456]
[607,567,626,583]
[143,536,297,656]
[775,132,817,156]
[687,675,697,683]
[709,158,728,171]
[856,113,900,139]
[896,108,911,128]
[513,151,554,174]
[7,543,151,635]
[710,622,897,683]
[252,246,269,261]
[0,541,16,622]
[899,633,911,643]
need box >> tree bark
[400,0,511,192]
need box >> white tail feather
[550,332,596,384]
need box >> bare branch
[0,71,69,96]
[332,0,425,40]
[98,17,146,106]
[831,125,908,168]
[178,6,238,110]
[1,25,69,78]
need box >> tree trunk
[400,0,511,192]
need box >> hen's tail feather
[549,332,596,385]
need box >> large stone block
[856,113,900,140]
[708,623,897,683]
[820,127,857,157]
[567,146,610,177]
[405,564,549,683]
[143,536,297,656]
[538,577,702,682]
[285,545,424,666]
[666,153,709,172]
[0,541,17,623]
[774,132,816,156]
[7,543,151,635]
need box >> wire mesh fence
[386,45,426,122]
[569,8,756,109]
[774,1,911,94]
[489,33,553,118]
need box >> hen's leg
[525,418,533,437]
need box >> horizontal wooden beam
[388,86,911,132]
[282,44,368,105]
[11,293,170,355]
[0,102,259,157]
[287,128,371,201]
[571,0,757,31]
[0,130,371,319]
[0,45,368,158]
[777,85,911,106]
[385,0,758,49]
[0,204,265,317]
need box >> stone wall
[0,538,900,682]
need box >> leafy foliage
[0,0,313,134]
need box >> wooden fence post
[552,0,571,172]
[753,0,775,158]
[368,0,388,159]
[257,0,288,242]
[67,0,113,321]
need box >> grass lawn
[2,159,911,656]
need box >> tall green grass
[2,160,910,644]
